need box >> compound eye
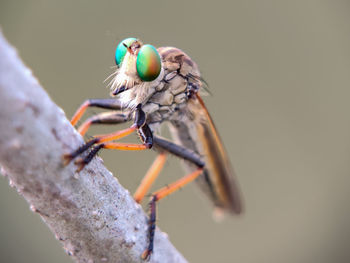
[136,44,161,82]
[115,37,137,66]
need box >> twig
[0,31,187,263]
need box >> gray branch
[0,31,187,263]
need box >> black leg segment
[85,98,123,110]
[85,112,130,125]
[142,195,157,260]
[138,124,153,149]
[153,136,204,168]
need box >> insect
[63,38,243,260]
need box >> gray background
[1,1,350,263]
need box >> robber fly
[63,38,243,260]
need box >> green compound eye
[136,44,161,82]
[115,37,137,66]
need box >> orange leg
[151,168,203,201]
[70,99,123,126]
[133,153,167,203]
[71,100,90,126]
[77,111,130,136]
[62,126,137,166]
[73,142,151,172]
[94,126,136,143]
[64,105,152,172]
[77,120,91,136]
[142,167,204,260]
[102,142,150,151]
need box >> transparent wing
[193,94,243,214]
[168,94,243,214]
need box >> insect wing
[193,94,243,214]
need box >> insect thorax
[143,47,201,131]
[145,74,200,134]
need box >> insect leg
[93,136,200,205]
[70,98,123,126]
[139,136,205,259]
[63,104,145,165]
[133,153,167,203]
[142,167,204,260]
[73,141,150,172]
[62,126,137,166]
[64,105,153,171]
[73,122,154,171]
[77,111,131,136]
[153,136,204,168]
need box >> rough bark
[0,31,187,263]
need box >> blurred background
[1,1,350,262]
